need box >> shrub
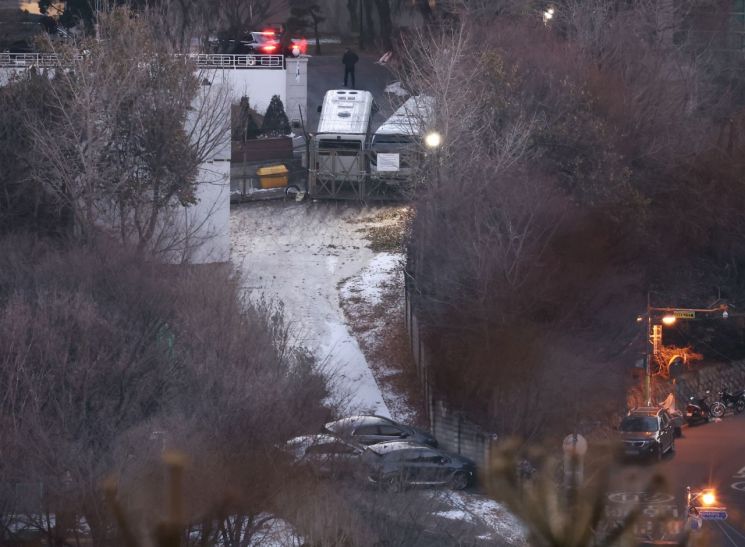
[261,94,291,137]
[0,235,330,544]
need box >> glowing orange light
[662,315,676,326]
[701,490,716,506]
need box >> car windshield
[620,416,659,432]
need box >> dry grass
[339,206,425,425]
[352,207,413,253]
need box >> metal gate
[309,148,414,201]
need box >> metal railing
[191,54,284,69]
[0,52,285,69]
[0,52,70,68]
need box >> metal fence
[309,148,415,201]
[191,54,284,69]
[404,269,496,471]
[0,52,285,69]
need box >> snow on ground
[230,201,391,416]
[384,81,410,97]
[339,246,422,424]
[230,200,524,545]
[430,491,527,545]
[340,252,400,308]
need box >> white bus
[369,95,434,179]
[312,89,375,183]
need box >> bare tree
[0,237,331,545]
[392,5,726,435]
[18,7,230,256]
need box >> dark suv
[619,407,675,460]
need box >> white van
[312,89,375,182]
[370,95,434,179]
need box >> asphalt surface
[609,413,745,546]
[305,50,398,134]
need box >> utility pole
[645,292,653,405]
[639,296,729,406]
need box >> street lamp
[543,7,555,23]
[424,131,443,188]
[686,486,727,530]
[639,298,730,406]
[701,490,717,507]
[424,131,442,149]
[661,315,677,326]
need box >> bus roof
[317,89,374,135]
[374,95,434,136]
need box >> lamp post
[424,130,442,188]
[638,297,729,406]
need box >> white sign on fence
[377,153,400,172]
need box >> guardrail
[0,52,285,69]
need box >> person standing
[342,48,359,88]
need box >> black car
[211,31,278,55]
[619,407,675,460]
[361,441,475,492]
[323,415,438,447]
[285,434,364,478]
[211,30,307,57]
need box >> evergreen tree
[261,95,291,137]
[235,96,261,141]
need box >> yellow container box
[257,164,289,189]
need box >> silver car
[285,434,364,477]
[322,415,438,447]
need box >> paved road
[306,51,398,133]
[609,413,745,546]
[664,413,745,546]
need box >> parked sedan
[361,441,475,492]
[285,434,364,478]
[323,415,438,447]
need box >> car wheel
[674,426,682,438]
[669,438,675,453]
[655,445,663,461]
[450,471,470,490]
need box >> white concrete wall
[209,67,287,115]
[166,80,232,264]
[177,159,231,263]
[285,57,308,128]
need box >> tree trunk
[312,17,321,55]
[364,0,375,46]
[374,0,393,51]
[346,0,358,35]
